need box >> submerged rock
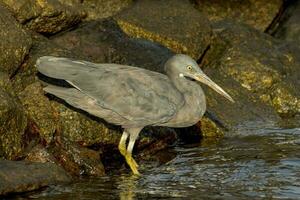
[114,0,212,59]
[0,3,32,76]
[193,0,283,31]
[0,160,71,196]
[2,0,85,34]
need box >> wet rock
[59,0,133,21]
[114,0,212,59]
[193,0,283,32]
[0,3,32,76]
[48,137,105,176]
[25,144,56,163]
[25,140,105,177]
[201,21,300,128]
[2,0,85,34]
[137,127,177,160]
[0,160,71,196]
[0,75,27,159]
[273,0,300,46]
[195,117,224,138]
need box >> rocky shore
[0,0,299,196]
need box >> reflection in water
[118,175,138,200]
[12,127,300,199]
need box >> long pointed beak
[193,73,235,103]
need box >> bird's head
[165,54,234,103]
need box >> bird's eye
[186,65,193,71]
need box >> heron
[36,54,234,175]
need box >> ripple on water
[10,127,300,200]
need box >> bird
[36,54,234,175]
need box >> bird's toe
[125,154,140,175]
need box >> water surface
[9,127,300,199]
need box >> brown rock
[0,160,71,196]
[273,0,300,46]
[48,137,105,176]
[2,0,85,34]
[0,77,27,159]
[201,21,300,129]
[0,3,32,76]
[19,82,59,144]
[114,0,212,59]
[59,0,133,20]
[194,0,283,31]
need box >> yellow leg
[119,128,141,175]
[118,131,128,156]
[125,153,140,175]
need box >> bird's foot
[125,153,140,175]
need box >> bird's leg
[118,131,129,157]
[124,128,141,175]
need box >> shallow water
[9,127,300,199]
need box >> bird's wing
[37,56,184,127]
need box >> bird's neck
[166,75,206,127]
[170,75,195,94]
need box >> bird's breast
[161,85,206,128]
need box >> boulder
[59,0,133,20]
[194,0,283,31]
[0,160,71,196]
[114,0,212,59]
[0,74,27,160]
[2,0,85,34]
[51,19,174,73]
[200,21,300,130]
[26,139,105,176]
[0,4,32,76]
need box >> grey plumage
[36,54,234,175]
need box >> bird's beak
[193,72,235,103]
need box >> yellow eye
[186,65,192,71]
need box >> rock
[0,3,32,77]
[137,127,177,160]
[51,19,174,73]
[11,33,77,94]
[18,82,59,144]
[25,144,56,163]
[51,99,121,147]
[11,32,121,149]
[194,0,283,31]
[0,74,27,159]
[273,0,300,46]
[0,160,71,196]
[59,0,133,21]
[201,21,300,129]
[114,0,212,59]
[48,137,105,176]
[2,0,85,34]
